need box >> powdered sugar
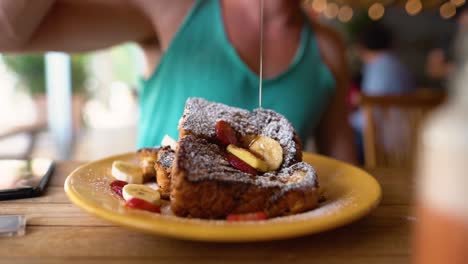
[158,146,174,170]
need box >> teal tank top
[138,0,335,148]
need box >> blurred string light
[324,2,339,19]
[307,0,465,22]
[338,5,354,22]
[312,0,327,13]
[405,0,423,16]
[440,1,457,19]
[368,2,385,20]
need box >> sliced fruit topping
[226,153,257,175]
[125,198,161,213]
[122,184,161,206]
[240,134,259,148]
[110,180,128,198]
[248,136,283,171]
[226,212,268,221]
[161,134,177,150]
[144,182,159,191]
[112,160,144,184]
[227,144,269,172]
[215,120,238,145]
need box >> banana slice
[248,136,283,171]
[161,134,177,150]
[111,161,144,184]
[240,134,259,148]
[122,184,161,205]
[227,144,269,172]
[144,182,159,191]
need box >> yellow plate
[64,152,381,242]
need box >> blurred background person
[357,22,416,97]
[426,5,468,84]
[350,22,416,163]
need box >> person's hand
[0,0,55,48]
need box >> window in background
[73,43,145,160]
[0,43,145,161]
[0,56,37,158]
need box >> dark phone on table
[0,159,54,200]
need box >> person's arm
[0,0,155,53]
[313,22,358,164]
[0,0,55,49]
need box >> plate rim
[64,152,382,242]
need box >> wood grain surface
[0,162,414,264]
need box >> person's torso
[138,0,335,148]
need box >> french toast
[169,98,320,219]
[154,146,175,198]
[138,146,174,199]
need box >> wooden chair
[360,91,446,169]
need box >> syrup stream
[258,0,264,109]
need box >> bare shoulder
[310,21,347,74]
[313,22,344,47]
[133,0,194,49]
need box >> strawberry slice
[125,198,161,213]
[226,153,257,175]
[110,180,128,198]
[227,212,268,221]
[215,120,238,145]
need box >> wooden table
[0,162,414,264]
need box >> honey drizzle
[258,0,264,109]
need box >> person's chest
[221,6,304,79]
[141,1,305,80]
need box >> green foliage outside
[2,54,88,96]
[108,44,142,87]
